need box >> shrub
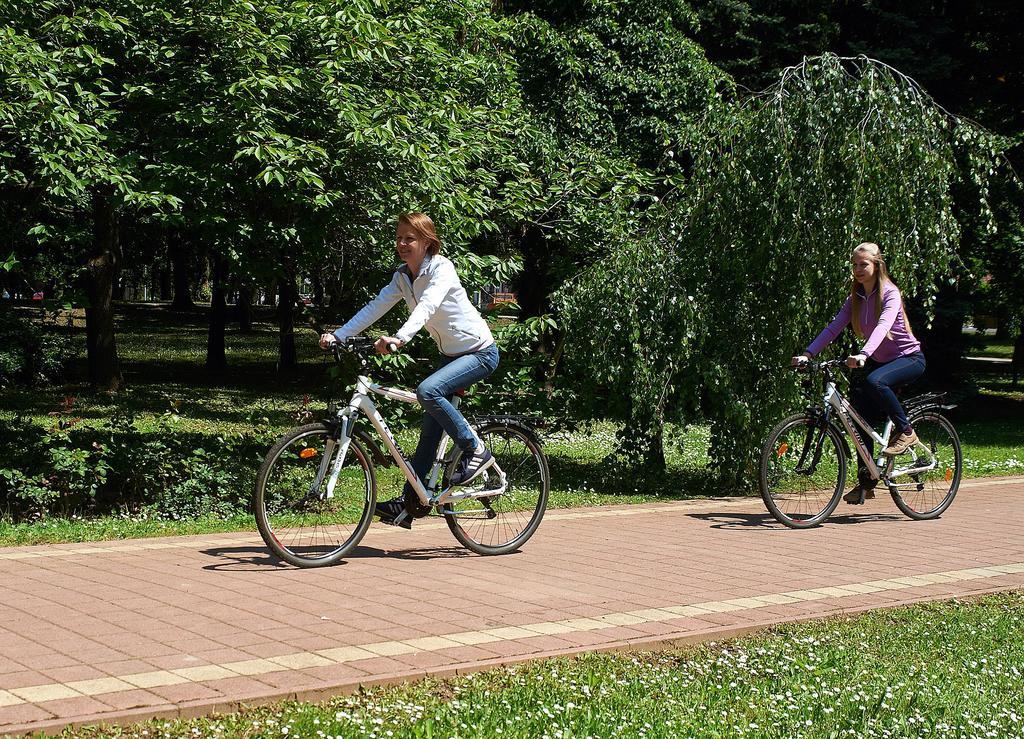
[0,411,266,522]
[0,307,78,387]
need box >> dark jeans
[850,351,926,487]
[402,343,499,510]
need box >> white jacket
[333,253,494,356]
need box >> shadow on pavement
[685,511,779,529]
[687,511,904,530]
[199,542,472,570]
[826,512,905,525]
[199,545,309,571]
[345,544,474,560]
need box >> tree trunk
[312,269,324,308]
[326,267,345,313]
[278,265,298,371]
[206,252,229,371]
[169,237,194,309]
[196,253,211,303]
[917,283,968,388]
[84,190,123,392]
[994,305,1010,340]
[158,259,172,301]
[516,225,549,318]
[274,276,289,323]
[1012,327,1024,388]
[237,283,254,333]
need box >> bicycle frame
[325,373,507,507]
[820,376,938,482]
[822,380,891,480]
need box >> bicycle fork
[322,415,354,500]
[795,412,829,475]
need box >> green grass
[0,514,254,547]
[2,304,324,436]
[56,592,1024,738]
[964,335,1015,359]
[954,376,1024,476]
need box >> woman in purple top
[791,242,926,504]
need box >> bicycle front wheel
[254,423,376,567]
[444,422,549,555]
[759,413,847,528]
[887,411,962,520]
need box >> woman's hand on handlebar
[374,336,404,355]
[319,333,338,350]
[846,353,867,369]
[791,353,810,367]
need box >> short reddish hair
[397,212,441,255]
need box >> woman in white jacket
[320,213,499,528]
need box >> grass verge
[56,591,1024,738]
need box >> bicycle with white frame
[254,336,550,567]
[758,357,962,528]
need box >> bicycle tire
[443,421,549,555]
[887,411,962,520]
[759,413,847,529]
[254,423,376,567]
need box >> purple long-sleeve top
[806,280,921,363]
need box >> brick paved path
[2,476,1023,735]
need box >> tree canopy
[2,1,1018,486]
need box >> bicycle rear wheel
[887,411,962,520]
[254,423,376,567]
[443,422,549,555]
[759,413,847,528]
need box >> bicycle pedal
[382,512,412,530]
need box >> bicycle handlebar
[793,358,844,374]
[328,336,406,363]
[795,356,867,373]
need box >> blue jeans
[403,343,499,506]
[850,351,926,487]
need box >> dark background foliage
[1,0,1020,518]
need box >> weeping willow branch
[556,53,1013,484]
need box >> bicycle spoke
[255,426,375,567]
[445,424,549,554]
[887,412,961,520]
[759,415,845,528]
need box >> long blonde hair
[849,242,891,338]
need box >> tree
[503,0,727,311]
[496,0,726,467]
[1,4,179,390]
[557,55,1006,484]
[691,0,1024,375]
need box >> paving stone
[2,475,1023,735]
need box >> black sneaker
[450,447,495,486]
[375,497,412,529]
[403,489,433,519]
